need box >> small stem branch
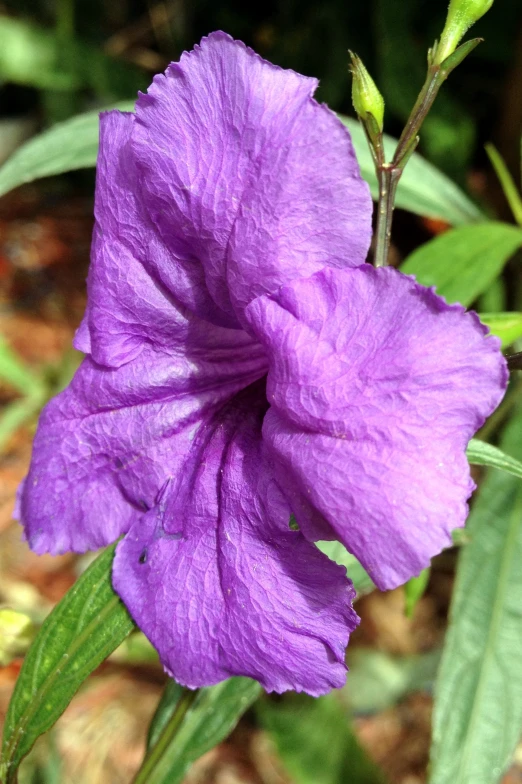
[132,688,198,784]
[372,63,446,268]
[393,67,443,166]
[507,352,522,372]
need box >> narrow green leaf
[0,390,47,452]
[401,222,522,306]
[430,407,522,784]
[0,340,43,396]
[485,143,522,227]
[316,541,375,597]
[146,680,186,750]
[0,102,134,198]
[257,692,384,784]
[0,544,134,782]
[466,437,522,481]
[404,568,430,618]
[136,678,261,784]
[479,311,522,348]
[340,116,484,225]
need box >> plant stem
[374,164,402,268]
[132,688,198,784]
[393,67,443,167]
[373,64,446,268]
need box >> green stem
[373,65,446,268]
[374,165,401,267]
[393,67,443,167]
[132,688,198,784]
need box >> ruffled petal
[132,32,372,322]
[19,339,266,554]
[113,382,358,695]
[246,265,508,589]
[76,110,245,366]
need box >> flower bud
[349,52,385,132]
[436,0,494,64]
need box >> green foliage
[0,340,48,449]
[0,16,145,99]
[401,222,522,306]
[0,102,134,198]
[0,339,43,396]
[485,143,522,227]
[341,117,484,225]
[316,541,375,597]
[257,692,384,784]
[404,568,430,618]
[0,545,135,783]
[430,406,522,784]
[466,437,522,482]
[373,0,475,177]
[479,312,522,348]
[345,648,441,714]
[0,345,81,451]
[135,678,261,784]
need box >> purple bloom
[18,33,507,695]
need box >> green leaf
[485,143,522,227]
[430,407,522,784]
[135,678,261,784]
[0,545,134,782]
[0,339,43,396]
[345,648,441,715]
[0,390,47,452]
[0,339,48,450]
[479,311,522,348]
[0,17,145,98]
[401,222,522,306]
[0,102,134,198]
[257,692,384,784]
[466,437,522,481]
[146,680,186,750]
[316,541,375,596]
[0,16,78,91]
[340,116,484,225]
[404,568,430,618]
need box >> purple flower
[17,33,507,695]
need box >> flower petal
[246,266,508,589]
[19,339,266,554]
[132,32,372,322]
[113,382,358,695]
[76,110,240,367]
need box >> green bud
[436,0,494,64]
[349,52,385,132]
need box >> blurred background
[0,1,521,783]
